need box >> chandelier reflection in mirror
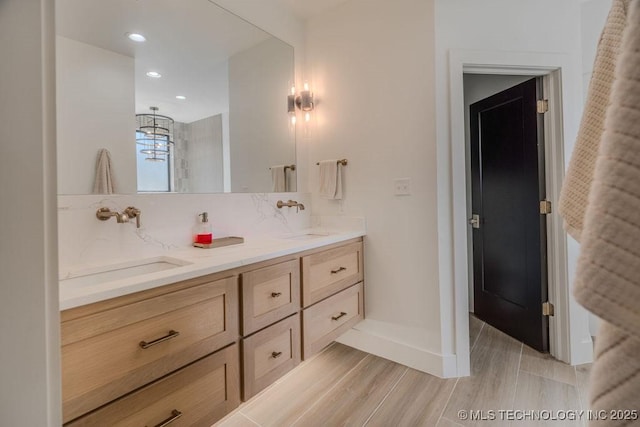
[136,107,174,161]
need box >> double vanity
[59,231,365,426]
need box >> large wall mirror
[56,0,296,195]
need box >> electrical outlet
[394,178,411,196]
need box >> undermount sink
[60,256,192,287]
[283,232,332,241]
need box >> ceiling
[277,0,352,20]
[56,0,278,123]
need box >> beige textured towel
[558,0,629,241]
[92,148,116,194]
[568,0,640,424]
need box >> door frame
[447,50,594,376]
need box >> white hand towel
[93,148,116,194]
[271,165,287,192]
[318,160,343,200]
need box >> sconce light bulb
[305,112,311,122]
[303,82,309,91]
[291,86,296,95]
[291,115,297,125]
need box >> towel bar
[269,165,296,171]
[316,159,348,166]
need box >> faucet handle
[124,206,141,228]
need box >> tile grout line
[238,412,262,427]
[361,367,410,426]
[288,354,372,426]
[470,320,486,352]
[437,316,480,426]
[436,377,460,426]
[509,342,524,418]
[575,366,588,427]
[518,366,577,387]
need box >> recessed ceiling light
[146,71,162,78]
[126,33,146,42]
[176,95,187,100]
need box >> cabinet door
[301,242,363,307]
[61,276,238,423]
[241,259,300,335]
[66,344,240,427]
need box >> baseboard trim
[570,336,594,366]
[335,325,458,378]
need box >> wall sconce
[288,82,315,124]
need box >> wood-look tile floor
[215,316,592,427]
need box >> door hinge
[537,99,549,114]
[542,301,555,316]
[540,200,552,214]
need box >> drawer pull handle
[139,330,180,349]
[331,312,348,321]
[331,267,347,274]
[271,292,282,298]
[151,409,182,427]
[271,351,283,358]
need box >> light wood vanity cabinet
[238,238,364,399]
[240,258,300,335]
[60,236,364,423]
[300,241,364,359]
[241,313,301,400]
[301,241,364,307]
[61,274,239,425]
[302,282,364,357]
[66,344,240,427]
[239,259,302,400]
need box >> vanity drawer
[241,313,301,400]
[61,276,238,423]
[66,344,240,427]
[241,259,300,335]
[302,282,364,359]
[301,242,363,307]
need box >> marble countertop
[59,229,365,310]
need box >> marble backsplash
[58,192,311,276]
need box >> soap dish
[193,236,244,249]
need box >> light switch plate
[394,178,411,196]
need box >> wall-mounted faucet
[96,206,142,228]
[276,200,305,213]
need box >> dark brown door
[470,77,548,352]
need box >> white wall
[188,115,225,193]
[305,0,446,374]
[56,36,137,194]
[212,0,309,193]
[0,0,60,425]
[435,0,593,365]
[58,192,311,275]
[229,37,297,192]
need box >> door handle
[469,214,480,229]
